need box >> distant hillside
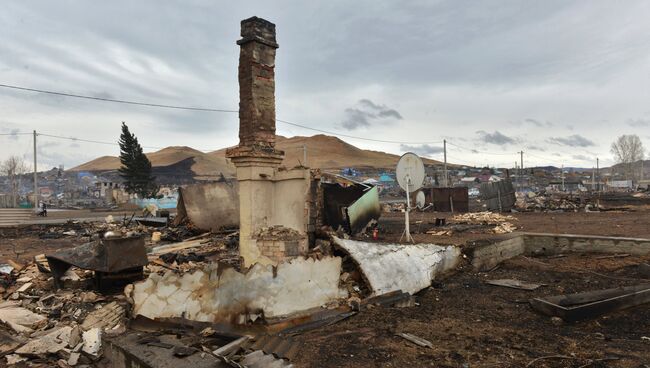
[71,146,236,180]
[71,135,445,181]
[211,135,443,170]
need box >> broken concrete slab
[15,326,72,356]
[0,306,47,333]
[5,354,27,365]
[332,237,461,295]
[131,256,347,323]
[68,351,80,366]
[82,328,101,356]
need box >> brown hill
[71,146,236,179]
[210,135,442,170]
[72,135,444,179]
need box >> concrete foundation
[470,233,650,271]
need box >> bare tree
[1,156,29,207]
[610,134,645,181]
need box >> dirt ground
[292,208,650,367]
[1,208,649,367]
[377,210,650,246]
[295,253,650,367]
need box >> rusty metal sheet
[421,187,469,212]
[530,283,650,321]
[46,237,148,288]
[347,186,381,234]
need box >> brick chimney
[227,16,284,162]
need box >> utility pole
[561,164,565,192]
[302,144,307,167]
[515,162,519,191]
[596,157,600,192]
[33,130,38,210]
[592,166,595,191]
[641,158,644,181]
[443,139,448,187]
[520,151,524,191]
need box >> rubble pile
[515,191,594,212]
[382,203,406,212]
[149,231,241,273]
[256,225,304,240]
[0,219,239,366]
[0,260,128,366]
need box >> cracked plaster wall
[131,256,347,322]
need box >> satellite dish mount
[396,153,425,243]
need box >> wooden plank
[396,332,433,348]
[213,336,250,357]
[486,279,545,291]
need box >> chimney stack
[228,16,283,160]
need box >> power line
[0,83,606,163]
[446,141,516,156]
[0,83,239,113]
[1,83,445,145]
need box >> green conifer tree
[118,122,158,198]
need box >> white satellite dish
[396,152,425,243]
[396,153,425,193]
[415,191,426,210]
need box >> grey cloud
[627,118,650,127]
[527,145,546,152]
[547,134,595,147]
[476,130,516,145]
[572,154,590,161]
[341,99,402,130]
[524,118,553,127]
[5,128,20,141]
[400,144,444,157]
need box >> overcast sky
[1,1,649,170]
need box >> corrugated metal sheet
[480,180,516,212]
[249,334,300,361]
